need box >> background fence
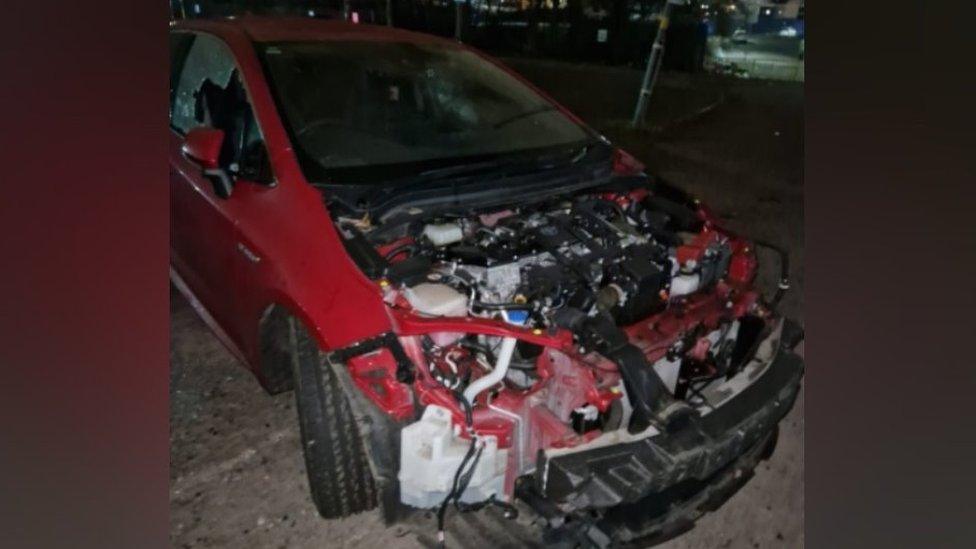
[171,0,711,71]
[170,0,804,80]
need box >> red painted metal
[346,349,414,421]
[611,147,646,176]
[391,309,573,349]
[624,284,760,366]
[727,239,759,285]
[181,127,224,170]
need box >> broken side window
[172,32,273,185]
[172,33,235,134]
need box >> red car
[169,16,803,545]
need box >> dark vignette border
[806,1,976,546]
[0,1,975,547]
[0,1,169,548]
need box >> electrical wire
[435,391,477,547]
[433,389,518,547]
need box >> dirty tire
[257,306,296,395]
[288,317,378,518]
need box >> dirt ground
[170,61,804,548]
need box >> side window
[169,32,195,121]
[172,33,273,184]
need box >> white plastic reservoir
[398,405,508,509]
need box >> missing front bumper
[530,324,804,514]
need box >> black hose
[507,360,538,371]
[458,341,498,370]
[433,388,520,545]
[436,435,478,547]
[470,301,532,311]
[575,197,626,220]
[436,390,478,547]
[454,445,485,498]
[464,339,536,372]
[383,243,417,260]
[451,389,474,427]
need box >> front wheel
[288,317,378,518]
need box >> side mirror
[182,127,223,169]
[182,127,233,198]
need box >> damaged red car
[169,16,803,547]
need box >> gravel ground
[170,61,803,548]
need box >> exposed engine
[331,182,785,518]
[379,189,736,327]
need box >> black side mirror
[204,168,234,199]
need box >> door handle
[237,242,261,263]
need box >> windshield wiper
[416,157,517,180]
[492,105,558,129]
[411,142,591,183]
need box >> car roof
[172,16,458,47]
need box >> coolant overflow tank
[403,283,468,317]
[422,223,464,247]
[398,405,508,509]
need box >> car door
[170,30,273,356]
[171,30,282,364]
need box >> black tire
[257,306,295,395]
[288,317,378,518]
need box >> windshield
[258,40,592,184]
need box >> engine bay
[329,179,787,514]
[387,193,735,325]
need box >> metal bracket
[330,332,416,383]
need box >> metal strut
[631,0,687,128]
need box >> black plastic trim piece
[535,344,803,513]
[329,332,416,383]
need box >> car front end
[256,31,804,544]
